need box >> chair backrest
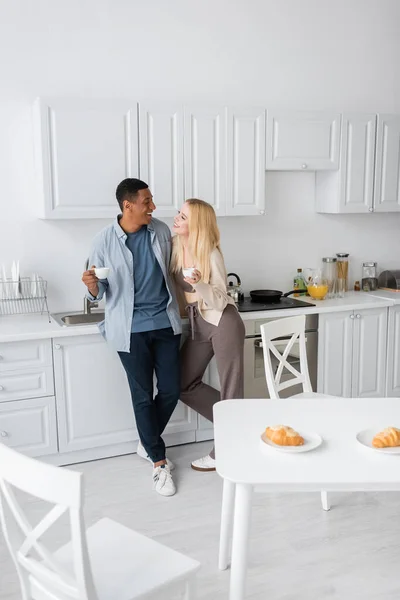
[260,314,313,399]
[0,443,97,600]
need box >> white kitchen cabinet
[0,396,58,457]
[318,307,387,398]
[385,305,400,396]
[34,98,139,219]
[53,335,136,453]
[316,114,377,213]
[53,334,196,455]
[266,110,341,170]
[374,114,400,212]
[317,310,353,397]
[0,339,53,372]
[226,107,266,216]
[352,307,387,397]
[0,367,54,402]
[139,102,184,218]
[184,106,227,216]
[317,113,400,214]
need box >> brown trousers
[180,304,245,457]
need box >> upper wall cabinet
[266,110,341,170]
[34,98,139,219]
[315,113,376,213]
[226,107,266,216]
[34,99,266,219]
[316,113,400,213]
[374,114,400,212]
[184,106,227,217]
[139,102,185,218]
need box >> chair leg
[321,490,330,511]
[184,576,197,599]
[219,478,236,570]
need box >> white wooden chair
[260,314,333,511]
[0,442,200,600]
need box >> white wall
[1,0,400,312]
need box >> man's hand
[82,265,99,298]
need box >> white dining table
[214,397,400,600]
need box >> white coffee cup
[94,267,110,279]
[182,267,196,278]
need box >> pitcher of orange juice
[307,269,329,300]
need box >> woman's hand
[184,269,201,285]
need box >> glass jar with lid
[362,262,378,291]
[322,257,337,298]
[336,253,350,297]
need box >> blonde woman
[171,199,245,471]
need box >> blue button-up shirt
[87,217,182,352]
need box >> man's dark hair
[116,178,149,211]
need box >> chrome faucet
[83,258,98,315]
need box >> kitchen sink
[51,311,105,327]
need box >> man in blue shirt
[82,179,181,497]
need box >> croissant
[372,427,400,448]
[265,425,304,446]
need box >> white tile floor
[1,442,400,599]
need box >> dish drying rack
[0,277,50,321]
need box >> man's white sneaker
[191,454,216,472]
[152,465,176,497]
[137,440,175,471]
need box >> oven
[243,314,318,398]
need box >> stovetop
[237,296,315,312]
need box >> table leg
[219,478,236,570]
[229,483,253,600]
[321,491,330,511]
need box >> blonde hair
[171,199,222,283]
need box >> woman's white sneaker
[137,440,175,470]
[152,465,176,496]
[191,454,216,472]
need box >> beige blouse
[173,247,237,327]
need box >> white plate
[356,429,400,454]
[260,430,322,453]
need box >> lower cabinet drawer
[0,397,58,457]
[0,367,54,401]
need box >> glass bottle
[322,257,337,299]
[336,253,349,297]
[361,262,377,292]
[293,268,307,297]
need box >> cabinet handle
[301,164,308,169]
[356,313,361,319]
[259,210,265,215]
[0,385,4,391]
[54,344,61,350]
[350,314,355,319]
[0,431,8,438]
[368,207,373,212]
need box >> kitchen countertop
[0,292,394,343]
[367,289,400,305]
[238,291,393,321]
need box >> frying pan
[249,289,298,304]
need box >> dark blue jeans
[118,327,181,463]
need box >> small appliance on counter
[227,273,244,302]
[378,270,400,291]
